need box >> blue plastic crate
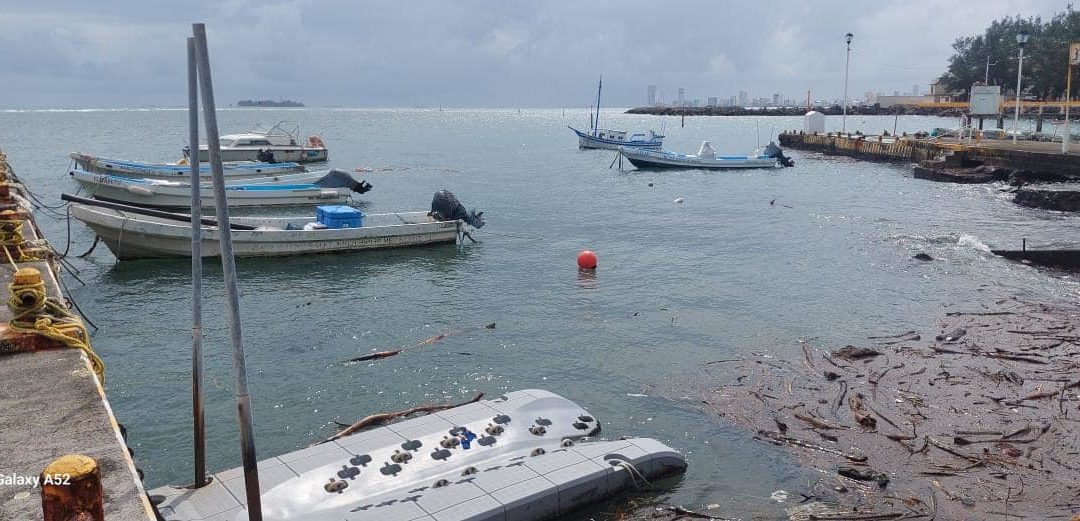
[316,205,363,229]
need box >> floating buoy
[577,250,598,270]
[674,197,684,204]
[648,182,654,187]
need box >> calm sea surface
[1,108,1078,518]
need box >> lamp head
[845,33,854,45]
[1016,30,1030,46]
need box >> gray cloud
[0,0,1064,108]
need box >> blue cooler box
[316,205,364,229]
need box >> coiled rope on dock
[0,155,104,383]
[5,267,103,382]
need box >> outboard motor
[762,141,795,167]
[313,169,373,194]
[430,190,485,228]
[256,149,278,163]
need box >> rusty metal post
[40,454,104,521]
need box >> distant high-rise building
[677,88,686,106]
[893,90,900,96]
[647,85,658,106]
[772,93,780,106]
[738,90,748,107]
[707,96,718,107]
[729,96,737,107]
[912,84,919,96]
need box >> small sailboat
[619,141,795,170]
[568,75,663,150]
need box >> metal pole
[187,37,207,489]
[1065,62,1072,154]
[1014,46,1025,143]
[842,37,852,133]
[192,23,262,521]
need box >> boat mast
[593,74,602,137]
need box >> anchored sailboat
[569,75,663,150]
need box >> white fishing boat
[70,169,372,209]
[182,121,329,163]
[568,75,663,150]
[69,152,305,179]
[619,141,795,170]
[66,190,484,260]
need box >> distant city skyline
[0,0,1065,108]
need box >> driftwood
[319,393,484,444]
[343,322,495,363]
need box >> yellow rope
[0,217,24,246]
[6,268,104,383]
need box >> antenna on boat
[186,36,208,490]
[756,119,761,147]
[193,22,264,521]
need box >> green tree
[939,7,1080,100]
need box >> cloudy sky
[0,0,1066,108]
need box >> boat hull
[621,148,780,170]
[70,153,305,179]
[70,171,350,209]
[71,205,459,260]
[193,146,328,163]
[569,127,663,151]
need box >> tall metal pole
[842,33,853,134]
[192,23,262,521]
[1014,46,1025,143]
[186,37,207,489]
[1065,60,1073,154]
[594,75,602,136]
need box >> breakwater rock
[1014,184,1080,212]
[626,105,966,117]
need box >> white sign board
[1071,43,1080,66]
[969,85,1002,115]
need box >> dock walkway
[0,151,153,521]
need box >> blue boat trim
[569,126,664,148]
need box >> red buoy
[577,250,598,269]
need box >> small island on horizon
[236,99,304,108]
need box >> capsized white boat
[70,169,373,209]
[619,141,795,170]
[65,191,483,260]
[148,390,687,521]
[70,152,305,179]
[182,121,329,163]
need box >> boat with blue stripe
[70,152,305,179]
[619,141,795,170]
[69,168,372,209]
[570,74,663,150]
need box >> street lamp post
[842,32,853,134]
[1013,29,1031,143]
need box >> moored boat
[70,152,305,179]
[569,75,663,150]
[65,190,483,260]
[182,121,329,163]
[619,141,795,170]
[69,169,373,209]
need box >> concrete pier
[0,151,154,521]
[779,132,1080,181]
